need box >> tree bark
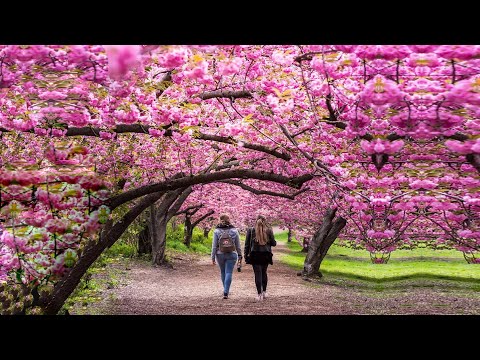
[43,187,193,314]
[150,191,181,265]
[1,119,292,161]
[302,207,347,278]
[138,226,152,255]
[183,216,193,247]
[218,180,309,199]
[288,227,292,242]
[138,209,152,255]
[151,215,168,266]
[196,89,252,100]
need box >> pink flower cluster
[0,146,110,285]
[360,139,405,154]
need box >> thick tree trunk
[183,216,193,247]
[151,187,193,265]
[302,207,347,278]
[287,227,292,242]
[151,215,168,265]
[138,211,152,255]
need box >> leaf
[325,52,339,62]
[272,88,282,98]
[54,80,74,88]
[156,81,173,91]
[192,54,204,63]
[16,269,23,283]
[179,102,198,110]
[256,105,272,116]
[451,108,468,117]
[272,88,292,100]
[33,80,50,88]
[181,125,200,133]
[281,89,292,98]
[243,114,255,124]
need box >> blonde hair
[254,215,269,245]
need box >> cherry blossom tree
[0,45,479,314]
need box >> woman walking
[244,215,277,301]
[211,214,242,299]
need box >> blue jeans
[215,252,238,295]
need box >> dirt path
[89,240,480,315]
[95,241,350,314]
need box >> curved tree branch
[175,204,203,216]
[196,90,252,100]
[1,125,290,161]
[195,132,290,160]
[106,170,313,210]
[166,187,193,219]
[192,209,215,228]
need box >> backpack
[218,229,235,253]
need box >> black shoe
[223,293,228,299]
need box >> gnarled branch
[175,204,203,216]
[106,169,313,210]
[196,90,252,100]
[219,180,310,199]
[196,132,290,160]
[1,125,290,161]
[192,209,215,228]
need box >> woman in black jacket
[244,215,277,301]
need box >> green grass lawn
[276,232,480,283]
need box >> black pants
[252,264,269,294]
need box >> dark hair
[220,214,230,224]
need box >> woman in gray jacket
[211,214,242,299]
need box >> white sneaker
[256,294,263,302]
[262,291,267,299]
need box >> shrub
[168,241,189,252]
[192,232,206,243]
[190,242,210,254]
[106,242,136,258]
